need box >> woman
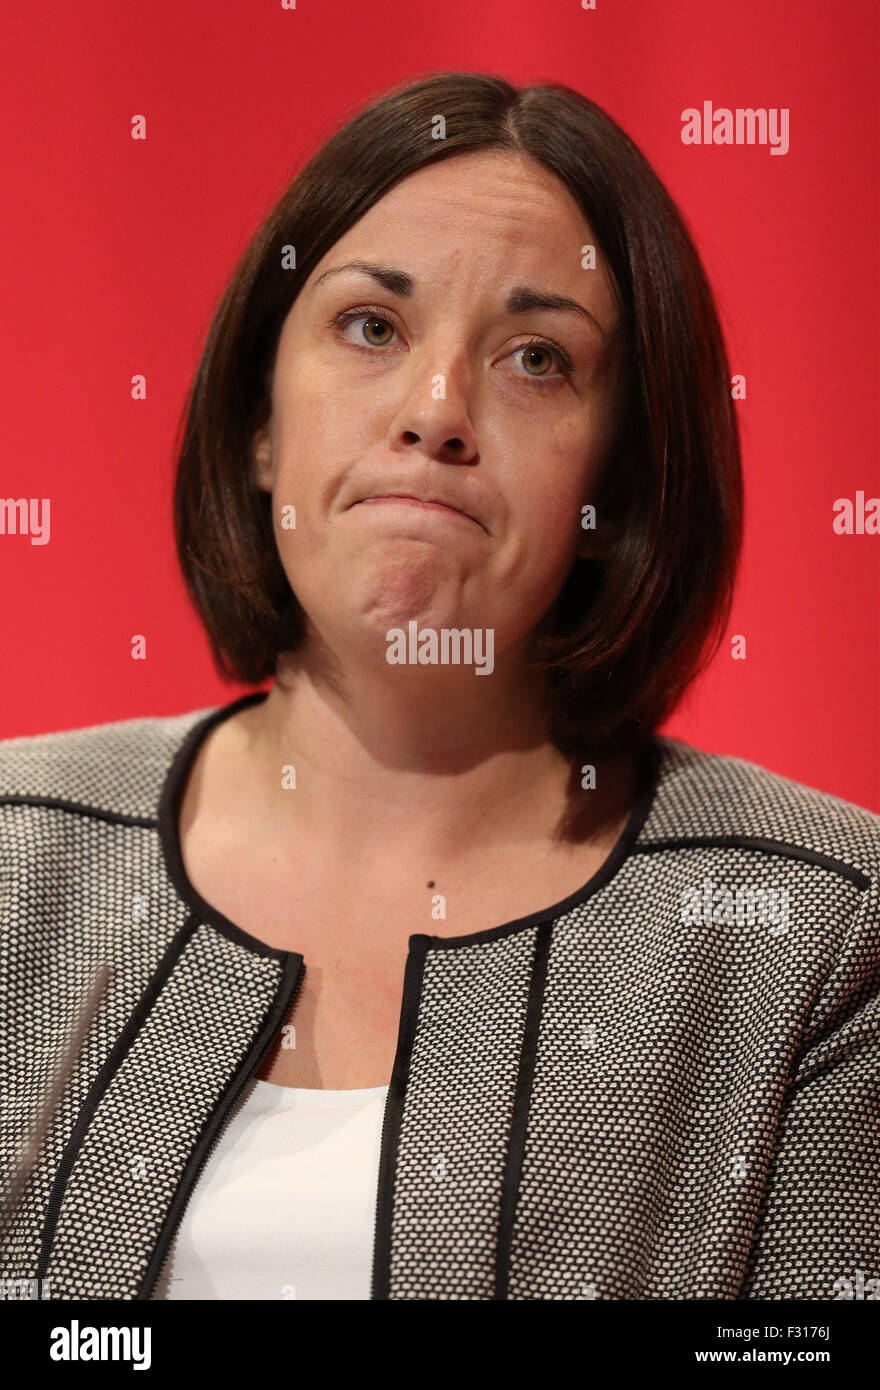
[1,72,878,1303]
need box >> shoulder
[0,704,214,821]
[646,735,880,879]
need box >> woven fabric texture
[0,703,877,1300]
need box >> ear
[252,421,274,493]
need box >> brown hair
[173,71,743,757]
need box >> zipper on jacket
[140,954,306,1300]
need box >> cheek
[267,375,343,504]
[497,488,584,622]
[508,459,586,558]
[269,371,380,513]
[273,374,330,449]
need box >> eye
[331,306,400,349]
[329,307,573,384]
[506,339,572,383]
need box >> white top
[156,1078,389,1300]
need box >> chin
[349,551,465,627]
[352,595,457,639]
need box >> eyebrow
[313,260,605,336]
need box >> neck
[225,635,637,864]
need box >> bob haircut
[173,70,743,759]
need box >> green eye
[332,306,399,348]
[520,345,554,376]
[360,316,395,346]
[331,307,572,383]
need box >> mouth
[354,493,484,530]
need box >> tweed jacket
[1,690,878,1301]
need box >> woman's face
[253,148,626,674]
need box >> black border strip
[0,797,157,828]
[157,688,292,961]
[36,911,203,1282]
[634,836,870,890]
[410,737,664,952]
[494,918,553,1300]
[137,950,305,1299]
[370,934,430,1300]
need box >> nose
[388,359,479,465]
[399,427,473,461]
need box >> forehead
[306,149,620,318]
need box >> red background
[1,0,877,808]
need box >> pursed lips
[355,493,484,529]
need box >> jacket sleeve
[740,874,880,1299]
